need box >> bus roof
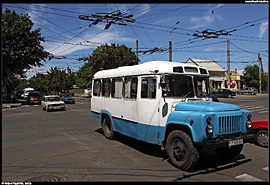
[93,61,209,79]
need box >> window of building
[141,78,156,99]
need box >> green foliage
[76,43,139,89]
[2,8,51,101]
[243,64,268,92]
[29,67,76,95]
[2,8,51,76]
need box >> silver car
[41,95,65,112]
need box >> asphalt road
[2,95,268,182]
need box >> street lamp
[169,21,180,62]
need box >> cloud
[259,21,268,39]
[43,25,135,56]
[189,9,224,30]
[135,4,152,17]
[204,47,215,52]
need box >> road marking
[239,105,257,109]
[251,107,268,110]
[258,110,268,114]
[240,105,265,109]
[263,167,268,171]
[235,173,264,182]
[251,108,268,112]
[239,105,268,114]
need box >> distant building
[186,58,245,91]
[186,58,226,90]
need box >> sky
[2,3,269,78]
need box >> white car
[41,95,65,112]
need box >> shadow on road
[172,157,251,181]
[95,128,167,159]
[95,128,252,175]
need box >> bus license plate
[228,139,243,147]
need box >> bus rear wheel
[166,130,199,171]
[102,116,116,140]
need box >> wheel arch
[100,110,115,129]
[254,127,268,134]
[161,123,193,150]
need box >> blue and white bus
[91,61,255,170]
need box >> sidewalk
[2,103,22,109]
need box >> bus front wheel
[166,130,199,171]
[102,116,117,140]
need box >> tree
[243,64,268,92]
[29,73,49,95]
[29,67,75,95]
[76,43,139,89]
[2,9,51,101]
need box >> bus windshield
[162,75,210,98]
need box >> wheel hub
[258,132,268,146]
[172,139,187,161]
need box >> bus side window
[93,79,101,96]
[124,77,137,99]
[131,77,138,99]
[141,78,156,99]
[102,79,111,97]
[112,78,123,98]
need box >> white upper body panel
[93,61,209,79]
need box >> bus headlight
[206,124,214,134]
[246,120,252,129]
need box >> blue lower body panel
[91,111,164,145]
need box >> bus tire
[166,130,199,171]
[102,116,116,140]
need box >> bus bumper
[197,133,256,150]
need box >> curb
[2,103,22,109]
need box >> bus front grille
[218,115,242,134]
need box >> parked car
[23,88,34,99]
[237,87,258,95]
[41,95,65,112]
[211,89,236,98]
[2,90,17,103]
[60,93,75,104]
[27,91,42,104]
[251,119,268,148]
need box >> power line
[174,40,227,50]
[128,25,155,60]
[136,4,193,22]
[133,4,160,16]
[54,29,105,56]
[7,4,78,19]
[230,42,268,57]
[15,4,82,40]
[223,16,268,31]
[49,25,92,53]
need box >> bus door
[137,76,160,144]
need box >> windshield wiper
[184,90,194,98]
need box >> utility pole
[136,40,139,62]
[227,40,231,89]
[169,39,172,62]
[169,21,180,62]
[258,53,262,93]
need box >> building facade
[186,58,245,91]
[186,58,226,90]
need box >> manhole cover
[26,175,61,182]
